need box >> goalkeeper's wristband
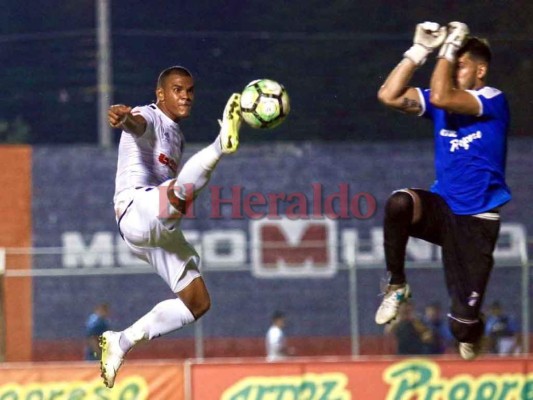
[403,44,430,66]
[438,43,459,63]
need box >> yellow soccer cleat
[99,331,125,388]
[218,93,242,154]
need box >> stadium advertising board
[0,357,531,399]
[190,357,533,400]
[0,361,183,400]
[0,357,533,400]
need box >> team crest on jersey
[158,153,178,172]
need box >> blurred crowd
[384,300,521,356]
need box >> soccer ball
[240,79,290,129]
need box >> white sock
[119,298,195,352]
[173,139,223,201]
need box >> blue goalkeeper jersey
[418,86,511,215]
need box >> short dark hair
[272,310,285,320]
[96,303,110,312]
[490,301,502,309]
[157,66,193,88]
[457,37,492,64]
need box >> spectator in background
[485,301,521,355]
[266,311,288,361]
[385,302,431,355]
[85,303,110,361]
[422,302,453,354]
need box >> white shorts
[116,186,201,293]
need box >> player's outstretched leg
[375,283,411,324]
[166,93,243,215]
[98,331,126,388]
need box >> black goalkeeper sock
[383,191,414,285]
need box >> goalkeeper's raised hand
[404,22,447,66]
[438,22,469,63]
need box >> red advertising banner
[1,355,532,399]
[188,356,533,400]
[0,360,184,399]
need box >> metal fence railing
[0,235,531,360]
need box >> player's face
[454,53,480,90]
[157,74,195,121]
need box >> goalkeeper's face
[454,53,486,91]
[157,73,195,121]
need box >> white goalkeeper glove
[404,21,447,66]
[438,21,469,63]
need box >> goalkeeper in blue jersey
[375,22,511,360]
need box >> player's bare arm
[430,21,481,116]
[108,104,147,137]
[378,22,446,115]
[429,58,481,115]
[377,59,422,114]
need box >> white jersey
[265,325,286,361]
[114,104,185,211]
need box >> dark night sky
[1,0,532,143]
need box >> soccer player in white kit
[98,66,242,388]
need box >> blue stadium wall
[30,139,533,359]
